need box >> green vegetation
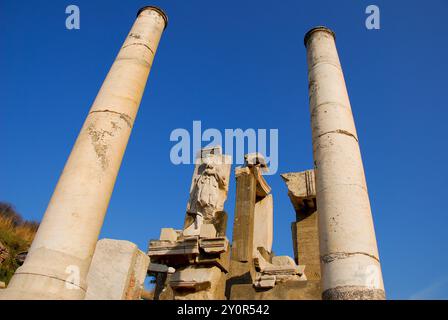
[0,203,39,284]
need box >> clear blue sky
[1,0,447,299]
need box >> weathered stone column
[304,27,385,300]
[2,7,167,299]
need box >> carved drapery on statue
[184,147,231,236]
[147,146,231,300]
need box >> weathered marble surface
[85,239,149,300]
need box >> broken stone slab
[253,266,306,289]
[160,228,179,242]
[199,237,228,254]
[148,262,175,274]
[254,252,303,276]
[85,239,149,300]
[272,255,296,267]
[275,273,307,282]
[254,275,276,289]
[148,238,199,256]
[262,265,302,276]
[281,170,316,216]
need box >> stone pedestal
[304,26,385,299]
[2,7,167,300]
[85,239,149,300]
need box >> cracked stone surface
[305,26,385,299]
[2,7,167,300]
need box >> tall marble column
[2,6,168,299]
[304,26,385,300]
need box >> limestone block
[197,241,230,273]
[85,239,149,300]
[281,170,316,216]
[199,237,228,254]
[0,281,5,289]
[160,228,178,242]
[148,238,199,256]
[281,170,321,280]
[254,275,276,289]
[272,256,296,267]
[230,280,321,300]
[170,266,226,300]
[291,220,321,280]
[170,266,222,290]
[254,252,303,276]
[200,224,217,239]
[148,263,175,274]
[275,273,307,283]
[253,194,273,255]
[231,166,256,263]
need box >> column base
[0,273,86,300]
[322,285,385,300]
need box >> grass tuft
[0,203,39,284]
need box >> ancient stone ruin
[0,7,385,300]
[148,146,231,300]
